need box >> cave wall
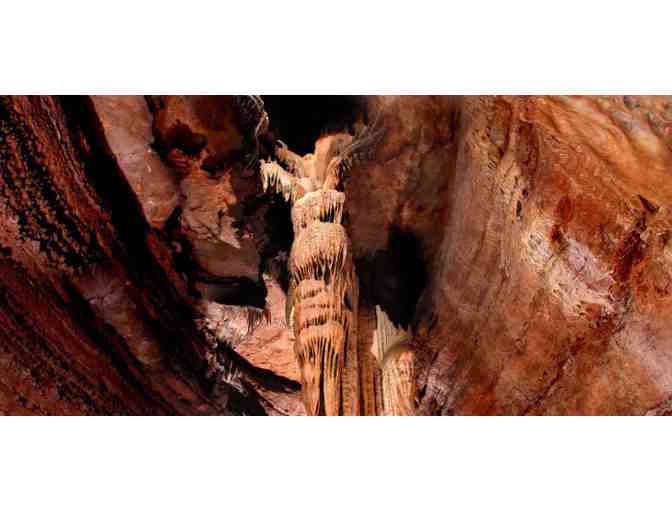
[337,95,672,415]
[0,96,218,414]
[0,96,302,415]
[2,95,672,415]
[410,96,672,415]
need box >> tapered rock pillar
[260,151,360,415]
[372,306,416,416]
[289,216,359,415]
[260,116,384,415]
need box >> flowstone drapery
[261,142,360,415]
[260,118,416,416]
[372,306,416,416]
[261,120,379,413]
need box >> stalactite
[246,306,271,335]
[289,222,351,285]
[294,320,345,415]
[258,108,387,415]
[275,141,309,178]
[291,190,345,233]
[260,160,301,202]
[357,306,380,416]
[372,306,416,416]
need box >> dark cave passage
[200,277,267,309]
[261,96,368,155]
[356,227,427,329]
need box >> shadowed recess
[262,96,367,154]
[357,227,427,329]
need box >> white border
[2,2,671,508]
[1,417,669,509]
[3,1,671,94]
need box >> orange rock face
[2,95,672,415]
[400,96,672,415]
[341,95,672,415]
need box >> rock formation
[372,306,416,416]
[2,95,672,416]
[259,125,383,414]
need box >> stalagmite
[372,306,416,416]
[260,143,360,415]
[260,119,385,415]
[286,216,359,415]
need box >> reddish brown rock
[91,96,179,228]
[4,95,672,416]
[0,96,299,415]
[0,96,223,415]
[347,96,460,262]
[409,96,672,415]
[152,95,243,166]
[179,168,260,281]
[235,273,300,383]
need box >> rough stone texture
[90,96,179,228]
[346,96,461,414]
[199,272,300,385]
[347,96,460,262]
[235,273,300,383]
[409,96,672,415]
[0,96,223,415]
[152,95,243,167]
[179,169,260,281]
[3,95,672,415]
[340,95,672,416]
[0,96,300,415]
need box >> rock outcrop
[260,136,362,415]
[2,95,672,416]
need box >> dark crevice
[239,191,293,295]
[144,95,165,114]
[154,120,208,157]
[357,227,427,329]
[163,206,204,300]
[58,96,154,279]
[200,277,267,309]
[58,96,223,390]
[262,95,368,155]
[239,192,292,265]
[225,384,267,416]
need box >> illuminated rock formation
[261,159,357,414]
[260,121,383,415]
[289,222,359,415]
[372,306,416,416]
